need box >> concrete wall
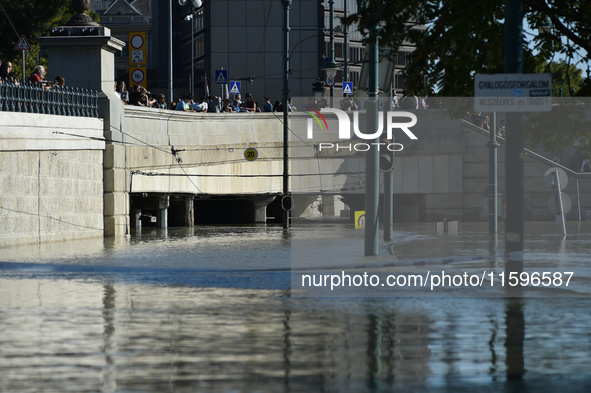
[0,112,105,248]
[122,107,284,195]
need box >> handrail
[0,79,99,118]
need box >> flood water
[1,221,591,392]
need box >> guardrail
[0,80,98,118]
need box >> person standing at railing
[53,75,66,87]
[0,61,18,84]
[262,97,273,112]
[153,93,168,110]
[243,94,257,112]
[29,65,49,90]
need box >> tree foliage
[346,0,591,97]
[346,0,591,155]
[0,0,99,75]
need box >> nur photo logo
[305,108,419,152]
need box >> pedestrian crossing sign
[230,81,241,94]
[343,82,353,95]
[215,69,228,84]
[14,35,31,51]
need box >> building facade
[91,0,417,105]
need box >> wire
[130,170,364,178]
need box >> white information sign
[474,73,552,112]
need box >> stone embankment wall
[0,112,105,248]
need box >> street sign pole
[504,0,524,279]
[22,50,25,83]
[365,21,380,256]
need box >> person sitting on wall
[175,94,195,112]
[191,97,208,112]
[262,97,273,112]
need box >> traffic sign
[230,81,241,94]
[14,35,31,51]
[128,32,146,65]
[325,74,335,87]
[215,69,228,84]
[474,73,552,112]
[354,211,365,229]
[129,66,147,88]
[244,147,258,161]
[343,82,353,95]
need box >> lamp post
[323,0,339,107]
[504,0,524,278]
[181,0,203,98]
[170,0,202,103]
[169,1,173,106]
[282,0,292,230]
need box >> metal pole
[191,10,195,98]
[554,171,567,236]
[22,51,26,84]
[576,178,581,221]
[384,147,393,242]
[488,112,499,233]
[329,0,335,108]
[384,82,394,242]
[282,0,292,230]
[343,0,348,84]
[169,0,174,106]
[504,0,524,275]
[365,22,380,256]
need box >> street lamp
[537,15,553,34]
[169,0,202,104]
[180,0,203,98]
[322,0,340,107]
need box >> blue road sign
[343,82,353,95]
[215,69,228,85]
[229,81,241,94]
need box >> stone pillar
[134,208,142,230]
[252,196,276,223]
[158,195,170,229]
[184,197,195,227]
[39,26,128,238]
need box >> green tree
[346,0,590,97]
[0,1,99,76]
[535,59,584,96]
[345,0,591,155]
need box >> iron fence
[0,80,99,118]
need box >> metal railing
[0,80,99,118]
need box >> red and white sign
[14,35,31,51]
[129,66,147,88]
[130,34,144,49]
[131,68,145,84]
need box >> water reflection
[1,223,591,392]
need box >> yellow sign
[128,32,146,65]
[244,148,258,161]
[354,211,365,229]
[129,66,147,88]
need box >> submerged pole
[504,0,524,275]
[364,22,380,256]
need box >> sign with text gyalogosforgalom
[474,73,552,112]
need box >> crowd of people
[112,79,444,115]
[114,80,297,114]
[0,59,66,89]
